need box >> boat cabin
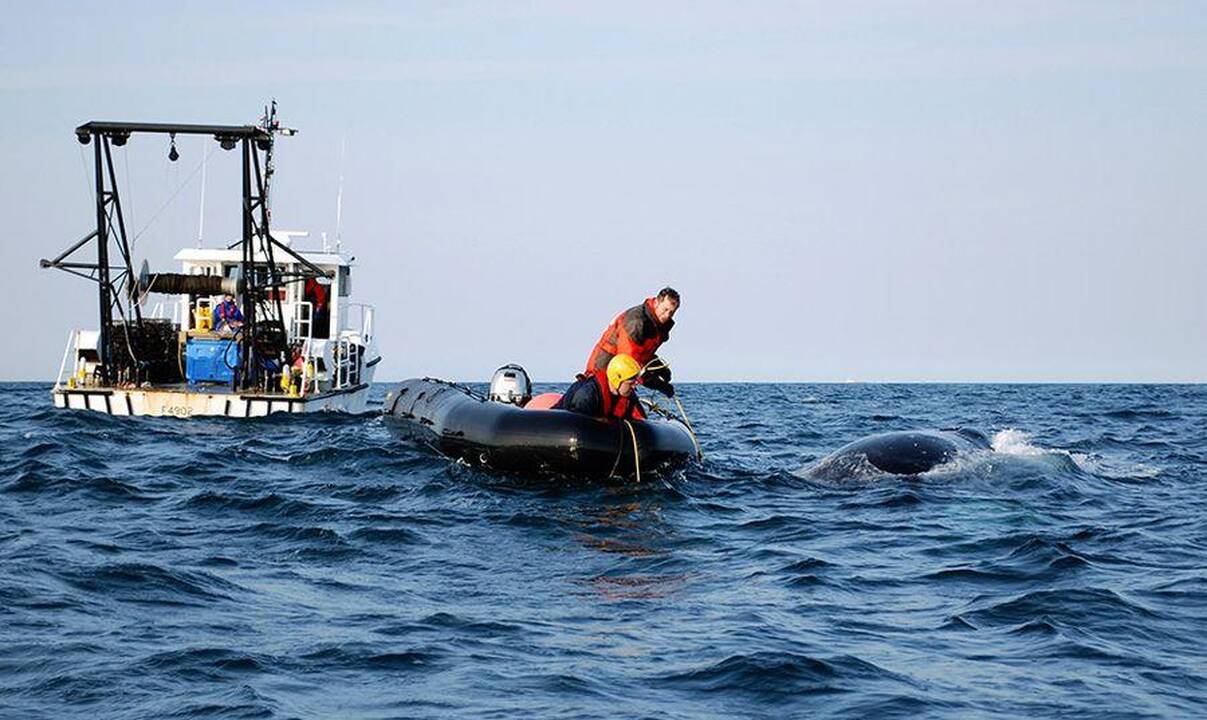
[171,232,359,343]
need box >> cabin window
[251,265,287,301]
[339,266,351,297]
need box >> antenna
[335,135,346,253]
[259,99,299,213]
[262,101,277,211]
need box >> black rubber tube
[385,378,697,479]
[143,273,239,296]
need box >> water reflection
[568,497,693,600]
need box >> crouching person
[554,354,646,421]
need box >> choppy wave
[1,381,1205,718]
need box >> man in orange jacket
[585,287,680,396]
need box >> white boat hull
[52,381,373,419]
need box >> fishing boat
[42,104,380,417]
[385,366,699,480]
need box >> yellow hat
[606,354,641,392]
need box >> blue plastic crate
[185,338,239,384]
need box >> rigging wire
[77,144,94,200]
[197,138,207,247]
[123,148,136,250]
[131,143,218,245]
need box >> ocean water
[1,381,1205,719]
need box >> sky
[1,1,1204,382]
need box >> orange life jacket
[590,369,645,420]
[585,298,672,373]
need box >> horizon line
[2,378,1204,386]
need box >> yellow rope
[642,358,669,372]
[623,419,641,483]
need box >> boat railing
[343,302,374,346]
[291,301,314,345]
[336,338,347,388]
[53,330,77,390]
[292,302,316,396]
[334,336,363,389]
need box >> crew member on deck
[555,354,646,420]
[213,293,243,333]
[304,277,330,339]
[585,287,679,397]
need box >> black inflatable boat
[384,376,698,480]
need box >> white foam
[1069,453,1161,480]
[991,428,1160,480]
[990,428,1046,456]
[920,451,992,478]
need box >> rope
[623,419,641,483]
[606,436,624,479]
[421,377,488,402]
[673,395,703,460]
[77,144,94,200]
[641,356,703,461]
[640,397,673,419]
[642,357,670,373]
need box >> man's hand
[643,376,675,397]
[642,356,674,396]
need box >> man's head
[606,354,642,396]
[653,287,680,325]
[223,293,235,304]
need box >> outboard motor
[488,364,532,406]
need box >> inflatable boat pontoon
[384,368,698,480]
